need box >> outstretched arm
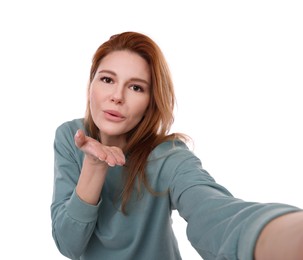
[255,211,303,260]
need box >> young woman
[51,32,303,260]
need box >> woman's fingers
[74,129,86,148]
[99,146,126,166]
[74,129,125,167]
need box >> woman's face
[89,50,151,146]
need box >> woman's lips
[103,110,126,122]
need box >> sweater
[51,118,300,260]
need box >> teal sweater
[51,118,299,260]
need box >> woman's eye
[100,77,113,84]
[130,85,143,92]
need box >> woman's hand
[74,129,125,167]
[254,211,303,260]
[74,129,126,205]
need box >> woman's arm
[51,123,125,259]
[254,211,303,260]
[165,143,301,259]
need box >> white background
[0,1,302,259]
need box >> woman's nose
[110,87,124,104]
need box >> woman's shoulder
[55,118,85,142]
[148,139,194,161]
[56,118,85,134]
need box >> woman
[51,31,303,260]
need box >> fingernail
[107,162,115,167]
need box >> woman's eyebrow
[129,77,150,86]
[98,70,116,76]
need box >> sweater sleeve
[51,121,100,259]
[168,147,300,260]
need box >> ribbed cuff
[238,204,301,260]
[66,189,102,223]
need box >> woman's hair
[84,31,186,214]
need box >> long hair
[84,32,186,214]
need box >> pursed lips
[103,110,126,121]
